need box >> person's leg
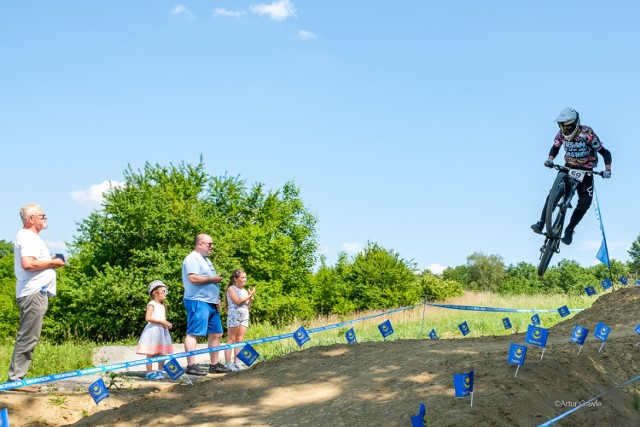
[208,332,223,365]
[184,299,206,367]
[7,292,48,381]
[225,326,238,364]
[206,304,228,371]
[567,175,594,231]
[233,326,248,358]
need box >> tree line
[0,160,638,343]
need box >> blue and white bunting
[293,326,311,347]
[584,286,596,296]
[557,305,570,317]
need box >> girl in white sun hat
[136,280,174,380]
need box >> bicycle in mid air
[537,163,605,276]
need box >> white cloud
[70,180,125,210]
[297,30,317,39]
[214,8,245,18]
[426,263,447,275]
[171,5,195,19]
[341,242,364,254]
[250,0,296,21]
[580,239,630,251]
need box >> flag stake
[470,391,474,407]
[514,365,520,378]
[540,348,545,360]
[577,345,583,356]
[598,342,605,353]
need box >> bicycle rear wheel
[545,172,569,239]
[538,237,558,276]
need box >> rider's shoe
[561,227,574,245]
[531,221,545,235]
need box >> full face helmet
[555,107,580,141]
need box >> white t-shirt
[14,228,56,298]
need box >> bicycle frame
[537,163,603,276]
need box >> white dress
[136,300,173,355]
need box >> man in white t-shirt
[181,234,230,375]
[7,204,65,392]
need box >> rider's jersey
[550,125,605,170]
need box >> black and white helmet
[555,107,580,141]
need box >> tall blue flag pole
[593,184,615,290]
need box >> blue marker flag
[635,280,640,286]
[453,369,474,398]
[525,325,549,348]
[410,402,427,427]
[571,325,589,346]
[619,276,628,285]
[163,358,185,381]
[584,286,596,296]
[593,186,610,266]
[531,313,540,326]
[636,324,640,336]
[236,343,260,367]
[378,320,394,338]
[594,322,610,342]
[293,326,310,347]
[508,343,527,366]
[88,378,110,405]
[345,327,357,344]
[601,278,612,290]
[429,328,438,340]
[557,305,570,317]
[458,321,470,336]
[0,408,9,426]
[502,317,512,330]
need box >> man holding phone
[7,204,65,392]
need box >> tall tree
[629,233,640,274]
[466,252,506,292]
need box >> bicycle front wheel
[538,238,556,276]
[545,172,569,239]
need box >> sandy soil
[1,287,639,426]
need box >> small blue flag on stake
[345,327,357,343]
[635,324,640,347]
[163,358,185,381]
[525,325,549,348]
[237,343,260,367]
[601,278,612,290]
[293,326,310,347]
[635,280,640,286]
[502,317,512,330]
[571,325,589,355]
[378,320,394,339]
[410,402,427,427]
[458,321,470,336]
[453,369,474,406]
[508,343,527,377]
[619,276,628,285]
[508,343,527,366]
[0,408,9,426]
[531,313,540,326]
[594,322,610,353]
[429,328,438,340]
[88,378,110,406]
[557,305,570,317]
[584,286,596,296]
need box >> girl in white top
[224,269,255,371]
[136,280,173,380]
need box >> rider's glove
[602,170,611,179]
[544,160,554,168]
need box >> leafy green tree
[441,265,469,287]
[0,240,13,258]
[51,160,318,341]
[629,234,640,274]
[418,270,463,301]
[497,262,539,295]
[0,253,19,339]
[465,252,506,292]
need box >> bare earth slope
[2,287,639,426]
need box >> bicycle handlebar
[547,162,605,177]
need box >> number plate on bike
[568,169,586,182]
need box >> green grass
[0,292,595,380]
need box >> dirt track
[1,287,639,426]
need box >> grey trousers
[7,291,49,381]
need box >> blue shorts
[184,299,223,336]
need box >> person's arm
[21,256,64,271]
[598,146,612,169]
[227,286,255,306]
[187,273,223,285]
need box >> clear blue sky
[2,1,638,273]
